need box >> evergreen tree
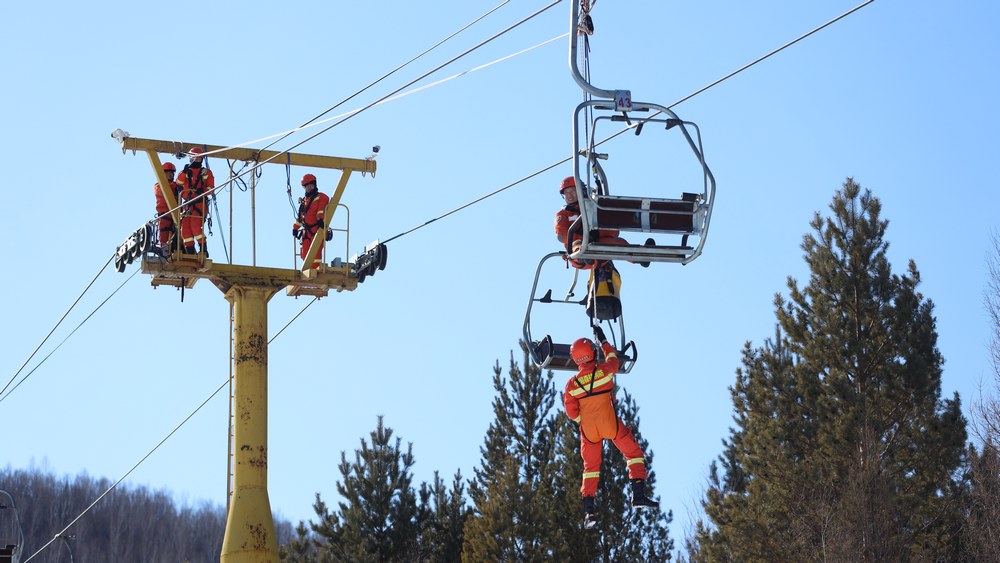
[415,470,470,563]
[462,352,563,561]
[463,348,674,561]
[691,179,967,562]
[306,416,420,562]
[552,390,674,562]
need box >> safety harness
[297,189,323,236]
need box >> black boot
[630,479,659,510]
[638,238,655,268]
[582,496,598,529]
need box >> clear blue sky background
[2,0,998,548]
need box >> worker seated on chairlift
[554,176,650,321]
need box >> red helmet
[162,162,176,172]
[570,337,596,365]
[189,146,205,162]
[560,176,575,193]
[301,173,317,186]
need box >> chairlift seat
[529,335,636,373]
[595,193,702,234]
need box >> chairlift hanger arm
[120,136,377,174]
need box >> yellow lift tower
[117,135,379,563]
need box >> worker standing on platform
[153,161,180,254]
[176,146,214,256]
[293,173,330,270]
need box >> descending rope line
[259,0,512,153]
[0,268,141,404]
[0,256,112,400]
[270,297,320,343]
[380,0,876,245]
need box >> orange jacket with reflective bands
[563,341,620,442]
[176,165,215,216]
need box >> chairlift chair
[523,252,637,373]
[565,0,717,267]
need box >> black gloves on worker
[593,325,606,343]
[292,227,301,239]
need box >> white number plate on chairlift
[614,90,632,112]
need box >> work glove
[316,218,325,229]
[292,227,301,239]
[593,325,606,343]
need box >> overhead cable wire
[380,0,875,245]
[266,0,562,161]
[193,0,562,163]
[142,23,566,238]
[181,30,567,161]
[1,256,112,400]
[0,268,140,404]
[23,284,316,562]
[270,297,319,343]
[259,0,512,153]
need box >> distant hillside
[0,465,293,562]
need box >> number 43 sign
[614,90,632,112]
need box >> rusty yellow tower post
[224,285,278,559]
[119,136,377,562]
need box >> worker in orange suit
[176,146,215,256]
[563,324,659,529]
[554,176,631,270]
[292,173,330,270]
[153,161,180,254]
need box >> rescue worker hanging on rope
[563,324,659,529]
[292,173,330,271]
[175,146,214,256]
[153,161,180,255]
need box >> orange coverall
[554,203,626,270]
[176,164,215,253]
[295,189,330,269]
[563,340,648,497]
[153,180,180,247]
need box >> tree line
[5,178,1000,561]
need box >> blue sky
[2,0,998,546]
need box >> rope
[259,0,512,153]
[0,256,112,400]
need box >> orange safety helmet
[560,176,575,193]
[301,173,317,186]
[570,337,596,365]
[189,146,205,162]
[162,162,176,172]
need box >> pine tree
[462,352,563,561]
[415,470,470,563]
[691,179,967,562]
[306,416,420,562]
